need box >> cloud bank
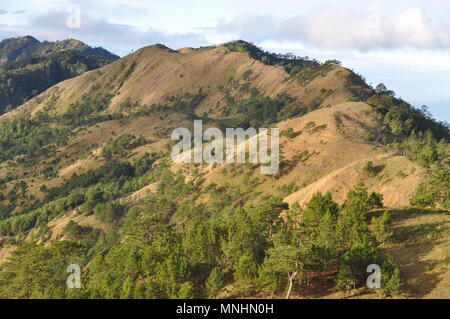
[1,2,449,54]
[216,8,450,51]
[1,8,206,56]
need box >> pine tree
[372,211,393,244]
[380,257,404,297]
[233,251,259,296]
[259,226,304,299]
[336,239,377,290]
[301,192,339,229]
[386,268,404,296]
[336,264,356,291]
[206,268,225,298]
[367,192,384,209]
[337,182,372,249]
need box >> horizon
[0,0,449,122]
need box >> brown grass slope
[2,43,365,120]
[0,42,426,211]
[183,101,425,208]
[0,42,445,299]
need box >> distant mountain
[0,35,118,64]
[0,36,119,113]
[0,51,115,113]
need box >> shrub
[381,258,405,297]
[371,211,393,244]
[205,268,225,298]
[363,161,376,176]
[281,127,296,139]
[94,202,125,223]
[367,192,384,209]
[64,220,93,240]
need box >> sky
[0,0,449,122]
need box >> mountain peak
[18,35,40,42]
[0,36,119,65]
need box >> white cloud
[216,7,450,51]
[1,9,207,56]
[11,10,26,15]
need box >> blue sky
[0,0,449,122]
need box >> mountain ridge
[0,40,448,299]
[3,41,370,120]
[0,35,119,64]
[0,36,119,114]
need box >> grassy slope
[0,42,447,298]
[0,43,390,209]
[1,44,359,119]
[317,208,450,299]
[189,101,425,208]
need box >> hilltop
[0,35,118,64]
[3,40,445,207]
[7,41,369,117]
[0,36,119,113]
[0,40,448,299]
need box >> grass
[294,207,450,299]
[443,250,450,265]
[383,207,450,298]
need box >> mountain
[0,36,40,65]
[0,41,448,299]
[0,35,118,64]
[0,51,116,113]
[0,36,119,113]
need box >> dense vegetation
[0,163,403,298]
[0,36,118,114]
[0,39,447,300]
[57,92,118,126]
[0,36,118,65]
[0,117,68,163]
[149,90,207,118]
[366,85,449,209]
[0,52,114,113]
[400,132,450,209]
[367,90,449,140]
[222,91,303,128]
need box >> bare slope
[180,101,425,208]
[2,43,366,120]
[0,42,424,211]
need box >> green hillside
[0,51,115,113]
[0,36,119,113]
[0,40,448,299]
[0,36,118,65]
